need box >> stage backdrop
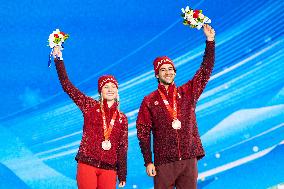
[0,0,283,188]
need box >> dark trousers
[154,158,198,189]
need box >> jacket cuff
[54,58,63,63]
[118,174,126,183]
[206,40,215,44]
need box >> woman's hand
[52,45,63,59]
[118,181,126,187]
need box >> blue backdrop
[0,0,283,188]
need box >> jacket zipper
[98,141,105,167]
[176,130,182,160]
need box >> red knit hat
[153,56,176,75]
[98,75,118,93]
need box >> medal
[172,119,181,129]
[102,140,112,151]
[100,104,118,150]
[158,87,182,129]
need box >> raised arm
[53,46,95,112]
[190,25,215,103]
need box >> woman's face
[101,82,118,101]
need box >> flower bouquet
[47,29,69,67]
[181,6,211,30]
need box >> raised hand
[52,45,63,60]
[203,24,215,41]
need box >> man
[136,24,215,189]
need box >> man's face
[101,82,118,101]
[156,63,176,85]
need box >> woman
[53,46,128,189]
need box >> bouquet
[181,6,211,30]
[47,29,69,67]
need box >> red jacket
[136,41,215,166]
[55,59,128,182]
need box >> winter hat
[153,56,176,75]
[98,75,118,93]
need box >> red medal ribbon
[101,105,118,140]
[158,87,178,120]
